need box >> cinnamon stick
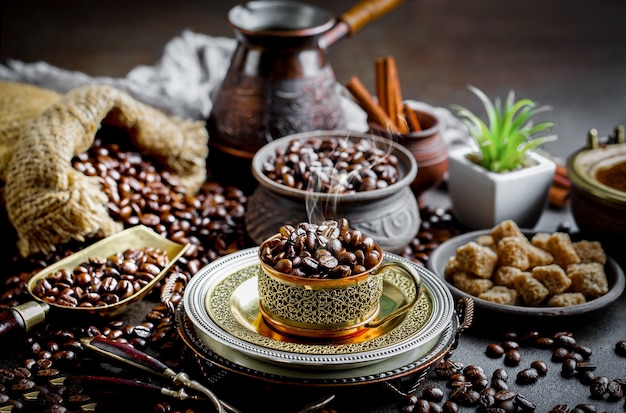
[383,56,409,133]
[346,76,400,133]
[552,172,571,190]
[549,185,570,209]
[555,164,568,178]
[403,103,422,132]
[375,57,388,116]
[551,164,571,189]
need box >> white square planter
[447,145,556,230]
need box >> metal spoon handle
[82,336,227,413]
[81,336,172,377]
[0,302,48,340]
[51,375,203,401]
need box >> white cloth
[0,30,468,146]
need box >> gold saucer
[205,260,432,352]
[184,248,454,369]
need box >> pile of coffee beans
[31,247,170,307]
[71,130,251,278]
[261,136,401,193]
[0,128,252,412]
[259,218,381,279]
[397,329,626,413]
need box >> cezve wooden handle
[340,0,407,35]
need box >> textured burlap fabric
[0,81,209,257]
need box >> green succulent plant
[452,85,557,173]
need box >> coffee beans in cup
[258,218,382,279]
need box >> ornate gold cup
[257,235,421,339]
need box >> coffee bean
[572,344,592,359]
[573,404,596,413]
[530,360,548,375]
[473,378,489,391]
[449,388,480,407]
[551,347,570,362]
[607,380,624,400]
[486,343,505,358]
[615,341,626,357]
[535,336,555,349]
[555,334,576,348]
[422,386,444,402]
[590,376,610,398]
[413,399,430,413]
[497,399,517,413]
[517,368,539,384]
[492,368,509,382]
[579,370,596,386]
[500,341,520,351]
[504,349,522,366]
[576,361,596,372]
[491,378,509,392]
[494,390,516,402]
[515,393,536,411]
[561,358,577,377]
[442,400,459,413]
[465,366,487,383]
[428,401,443,413]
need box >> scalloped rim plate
[176,302,458,384]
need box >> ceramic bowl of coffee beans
[27,225,189,318]
[246,130,420,254]
[257,218,421,339]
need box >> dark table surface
[0,188,623,413]
[1,1,626,412]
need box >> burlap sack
[0,81,209,257]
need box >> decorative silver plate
[177,302,458,384]
[183,247,455,370]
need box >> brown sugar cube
[493,266,524,287]
[530,232,551,250]
[512,273,550,306]
[546,292,587,307]
[452,272,494,296]
[444,257,460,281]
[573,240,607,265]
[489,219,525,245]
[455,241,498,279]
[478,286,520,305]
[546,232,581,268]
[567,262,609,299]
[531,264,572,295]
[497,236,531,270]
[526,243,554,267]
[475,234,496,252]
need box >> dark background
[2,0,626,162]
